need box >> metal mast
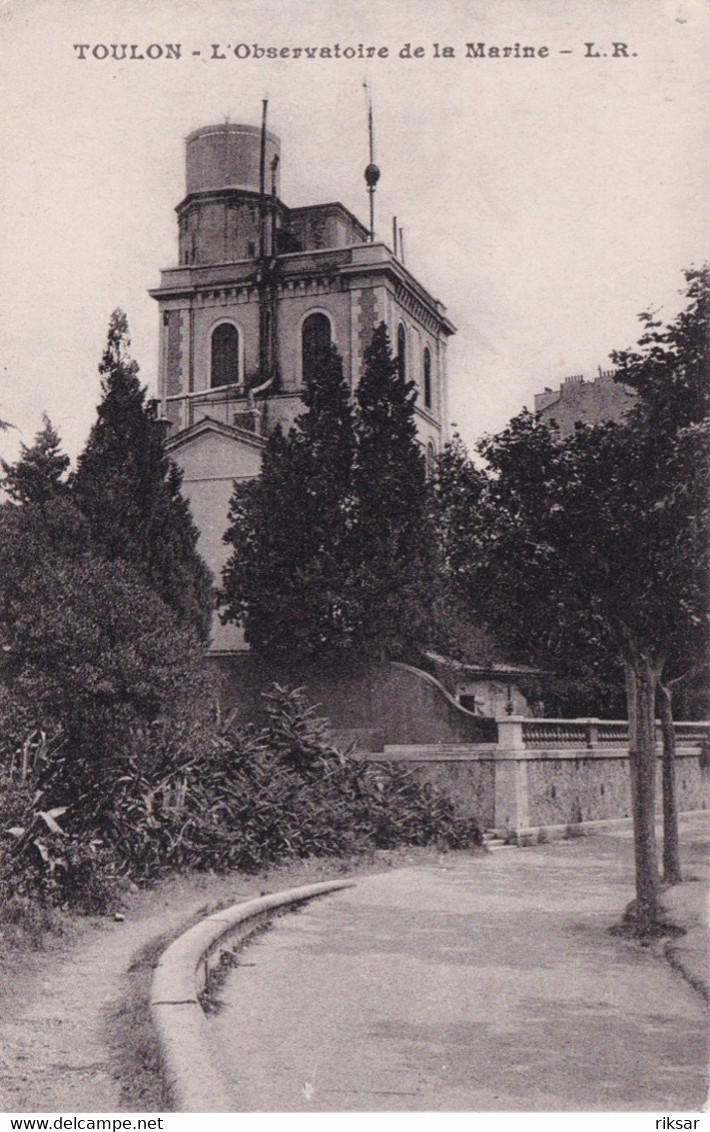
[363,82,380,242]
[257,99,271,380]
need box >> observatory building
[150,119,456,649]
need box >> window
[423,346,432,409]
[397,322,406,382]
[301,312,332,381]
[211,323,240,388]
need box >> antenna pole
[369,97,375,165]
[363,82,380,243]
[270,153,280,256]
[259,99,268,261]
[258,99,269,378]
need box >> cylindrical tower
[185,123,281,196]
[178,123,282,266]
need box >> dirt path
[0,858,375,1113]
[0,873,251,1112]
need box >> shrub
[153,684,483,869]
[0,773,120,914]
[1,683,481,911]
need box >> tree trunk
[625,656,660,932]
[625,664,638,815]
[658,680,682,884]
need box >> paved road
[206,819,709,1112]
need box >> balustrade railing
[495,717,710,751]
[522,720,587,747]
[672,722,710,744]
[596,722,628,746]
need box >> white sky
[0,0,708,463]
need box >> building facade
[150,122,456,648]
[534,368,635,436]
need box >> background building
[534,368,635,436]
[151,121,456,649]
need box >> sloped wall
[208,654,495,746]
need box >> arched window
[397,322,407,382]
[211,323,240,388]
[423,346,432,409]
[301,312,332,382]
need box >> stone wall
[367,751,497,826]
[522,749,707,828]
[525,752,631,826]
[374,745,709,838]
[208,654,710,836]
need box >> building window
[301,312,332,382]
[397,322,406,382]
[211,323,240,388]
[423,346,432,409]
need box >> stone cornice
[150,243,456,337]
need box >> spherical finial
[364,162,381,188]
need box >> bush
[0,773,121,915]
[1,684,481,911]
[105,684,481,873]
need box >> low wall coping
[495,745,704,762]
[374,745,704,763]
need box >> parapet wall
[371,740,709,837]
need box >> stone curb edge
[664,928,710,1001]
[150,878,355,1112]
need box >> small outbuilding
[422,650,544,718]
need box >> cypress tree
[1,413,70,507]
[222,326,434,661]
[221,343,357,657]
[348,322,433,658]
[74,310,213,640]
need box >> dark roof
[424,650,545,678]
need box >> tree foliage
[613,267,709,435]
[0,474,480,909]
[221,344,358,656]
[432,269,709,929]
[221,324,433,661]
[0,500,212,766]
[0,493,216,908]
[611,267,709,693]
[612,266,710,883]
[0,317,223,910]
[1,414,69,507]
[348,322,434,658]
[73,310,213,640]
[431,421,620,710]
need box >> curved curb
[650,926,710,1004]
[663,926,710,1002]
[150,878,355,1112]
